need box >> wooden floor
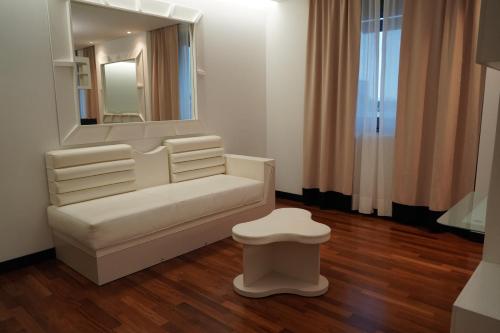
[0,199,482,333]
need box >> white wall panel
[266,0,308,194]
[0,0,60,261]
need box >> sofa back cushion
[46,144,136,206]
[164,135,225,182]
[132,146,170,189]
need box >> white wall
[188,0,269,156]
[475,68,500,197]
[478,69,500,264]
[0,0,60,262]
[266,0,309,195]
[483,86,500,264]
[0,0,273,262]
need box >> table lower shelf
[233,272,329,298]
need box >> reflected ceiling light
[127,31,132,34]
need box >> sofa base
[53,201,274,285]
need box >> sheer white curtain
[352,0,403,216]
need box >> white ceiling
[71,2,178,49]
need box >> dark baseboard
[276,191,303,202]
[302,188,352,212]
[0,248,55,274]
[439,226,485,243]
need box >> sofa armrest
[225,154,275,209]
[224,154,275,182]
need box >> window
[178,23,193,120]
[375,0,403,132]
[353,0,403,216]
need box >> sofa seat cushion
[48,175,264,250]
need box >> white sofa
[45,135,275,285]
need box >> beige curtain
[303,0,361,195]
[150,25,180,121]
[393,0,485,211]
[82,46,99,121]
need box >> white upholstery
[49,170,135,194]
[49,181,136,207]
[47,159,135,181]
[170,147,224,163]
[171,165,226,183]
[46,144,132,168]
[226,154,272,182]
[132,147,170,189]
[171,156,225,173]
[46,146,276,285]
[48,174,265,250]
[46,144,136,206]
[165,135,226,183]
[164,135,223,153]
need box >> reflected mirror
[103,59,141,118]
[71,1,196,125]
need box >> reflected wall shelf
[53,60,75,67]
[75,56,91,89]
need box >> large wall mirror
[48,0,204,145]
[71,1,196,125]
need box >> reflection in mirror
[71,1,195,125]
[102,57,144,123]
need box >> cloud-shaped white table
[232,208,331,298]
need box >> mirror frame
[47,0,204,146]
